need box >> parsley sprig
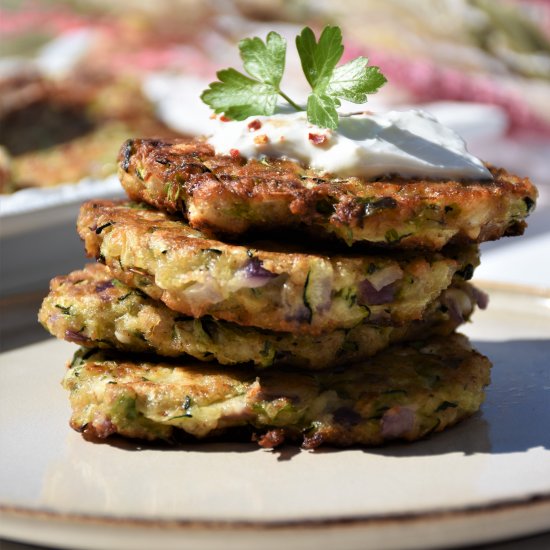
[201,25,386,130]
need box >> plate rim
[472,278,550,298]
[1,497,550,550]
[2,493,550,531]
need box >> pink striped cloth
[2,3,548,136]
[344,45,550,137]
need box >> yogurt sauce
[207,110,492,180]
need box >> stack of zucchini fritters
[39,137,537,448]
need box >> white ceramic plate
[1,283,549,550]
[0,177,124,297]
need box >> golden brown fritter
[62,333,491,447]
[77,201,479,335]
[0,74,182,192]
[39,263,484,369]
[118,137,537,249]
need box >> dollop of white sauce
[207,110,492,180]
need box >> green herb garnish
[201,31,291,121]
[55,304,72,315]
[168,395,193,420]
[436,401,458,412]
[302,270,313,323]
[201,25,386,130]
[296,26,386,129]
[95,222,113,235]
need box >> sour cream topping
[207,110,492,180]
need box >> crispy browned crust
[118,137,537,249]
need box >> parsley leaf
[201,31,299,120]
[307,93,338,130]
[201,25,387,129]
[201,68,279,120]
[296,26,386,129]
[295,26,344,92]
[240,32,286,87]
[328,58,387,104]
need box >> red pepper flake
[248,119,262,131]
[229,148,240,159]
[254,134,269,145]
[220,115,231,122]
[308,132,328,145]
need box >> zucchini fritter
[63,333,491,447]
[1,75,182,193]
[39,264,484,369]
[77,201,479,335]
[118,138,537,249]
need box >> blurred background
[1,0,549,349]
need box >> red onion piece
[358,280,396,305]
[184,276,223,305]
[441,290,466,324]
[333,407,361,426]
[472,286,489,310]
[368,265,403,291]
[235,258,278,289]
[381,406,416,438]
[65,330,91,344]
[95,281,114,292]
[358,264,403,305]
[284,306,313,324]
[440,286,481,324]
